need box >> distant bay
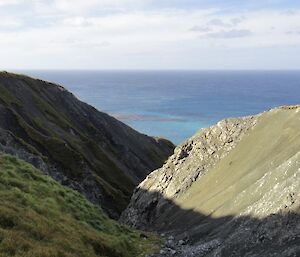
[21,70,300,144]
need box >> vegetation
[0,72,174,216]
[0,154,159,257]
[0,76,133,213]
[178,108,300,218]
[0,85,21,107]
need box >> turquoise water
[23,70,300,144]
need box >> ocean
[22,70,300,144]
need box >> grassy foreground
[0,154,158,257]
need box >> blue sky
[0,0,300,70]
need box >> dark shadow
[121,188,300,256]
[0,75,174,218]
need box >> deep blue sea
[21,70,300,144]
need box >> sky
[0,0,300,70]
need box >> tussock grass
[0,154,159,257]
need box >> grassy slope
[0,154,158,257]
[177,107,300,218]
[0,74,134,213]
[0,72,174,216]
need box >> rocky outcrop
[0,72,174,217]
[122,106,300,256]
[121,115,258,228]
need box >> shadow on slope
[122,189,300,256]
[0,72,174,218]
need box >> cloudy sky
[1,0,300,70]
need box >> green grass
[0,80,135,213]
[0,73,174,216]
[177,107,300,218]
[0,154,159,257]
[0,85,22,107]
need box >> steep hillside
[0,154,159,257]
[0,72,174,218]
[121,106,300,256]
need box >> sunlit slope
[122,106,300,232]
[177,106,300,219]
[0,154,158,257]
[121,106,300,255]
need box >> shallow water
[22,70,300,144]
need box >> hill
[0,153,159,257]
[0,72,174,217]
[121,106,300,256]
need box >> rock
[139,233,148,239]
[178,240,185,245]
[0,72,175,218]
[170,249,177,255]
[121,115,257,228]
[168,236,175,240]
[159,249,166,254]
[121,106,300,256]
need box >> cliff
[0,72,174,218]
[121,106,300,256]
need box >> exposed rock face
[121,116,258,228]
[0,72,174,217]
[121,106,300,256]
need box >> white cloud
[0,2,300,69]
[52,0,150,13]
[207,18,230,27]
[62,17,94,27]
[0,18,22,28]
[190,26,212,32]
[204,29,252,39]
[0,0,21,6]
[287,28,300,35]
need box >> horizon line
[4,68,300,72]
